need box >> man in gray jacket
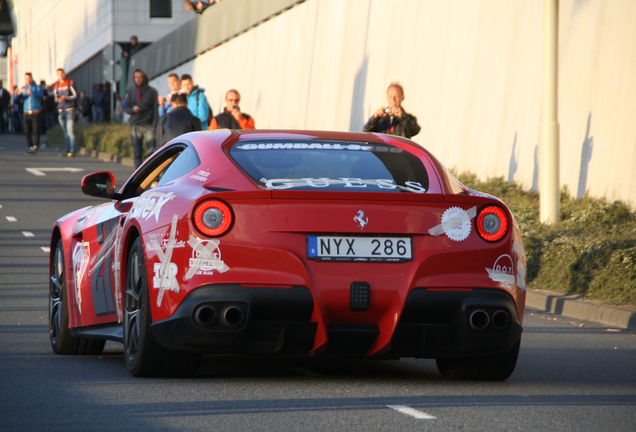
[124,69,159,168]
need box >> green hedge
[47,123,133,158]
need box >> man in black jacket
[124,69,159,168]
[0,80,11,134]
[363,83,421,139]
[157,93,202,145]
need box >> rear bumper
[385,288,522,359]
[151,285,521,359]
[151,284,316,355]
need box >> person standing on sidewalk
[124,69,159,168]
[53,68,78,157]
[0,80,12,134]
[22,73,44,154]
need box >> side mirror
[81,171,118,199]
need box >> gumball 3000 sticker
[428,206,476,242]
[185,236,230,279]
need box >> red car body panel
[51,130,527,361]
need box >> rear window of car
[229,140,429,193]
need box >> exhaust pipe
[223,306,244,327]
[193,305,217,327]
[492,310,511,330]
[469,310,490,330]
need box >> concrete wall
[149,0,636,206]
[11,0,194,84]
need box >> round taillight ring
[193,200,233,237]
[476,205,509,242]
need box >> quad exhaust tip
[223,306,244,327]
[492,310,511,330]
[193,305,217,327]
[469,310,490,330]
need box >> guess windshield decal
[131,192,175,223]
[261,178,426,193]
[185,236,230,279]
[429,206,476,241]
[486,254,516,287]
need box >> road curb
[525,288,636,330]
[78,147,135,167]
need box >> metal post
[540,0,560,223]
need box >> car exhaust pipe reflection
[492,310,511,330]
[193,305,217,327]
[469,310,490,330]
[223,306,244,327]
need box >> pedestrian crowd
[3,35,419,167]
[0,69,119,157]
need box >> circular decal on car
[441,206,472,242]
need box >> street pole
[540,0,560,223]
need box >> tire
[49,239,106,355]
[435,339,521,381]
[123,237,201,377]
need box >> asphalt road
[1,133,635,431]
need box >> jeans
[58,111,76,153]
[130,124,156,168]
[23,112,41,148]
[0,108,7,133]
[93,107,104,123]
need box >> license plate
[307,236,412,262]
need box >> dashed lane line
[6,216,17,222]
[387,405,436,420]
[22,231,34,237]
[41,247,50,253]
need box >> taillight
[193,200,233,237]
[476,206,508,242]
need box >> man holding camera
[363,83,420,139]
[209,89,255,130]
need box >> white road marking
[25,167,85,177]
[41,247,51,253]
[291,368,324,377]
[0,204,3,208]
[387,405,436,420]
[22,231,34,237]
[6,216,17,222]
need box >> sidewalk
[525,288,636,330]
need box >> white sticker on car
[262,178,426,193]
[72,241,90,313]
[513,240,527,290]
[150,214,180,306]
[486,254,516,287]
[190,170,211,182]
[131,192,175,223]
[185,236,230,279]
[428,206,476,241]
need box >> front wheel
[435,339,521,381]
[123,237,201,377]
[49,239,105,355]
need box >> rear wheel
[435,339,521,381]
[49,239,105,355]
[124,237,201,377]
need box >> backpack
[195,91,213,124]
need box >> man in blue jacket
[180,74,211,130]
[22,73,44,154]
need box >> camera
[233,104,240,111]
[384,107,392,115]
